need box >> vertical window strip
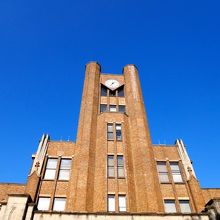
[101,85,107,96]
[118,195,126,212]
[107,123,114,140]
[164,200,177,213]
[37,197,50,211]
[157,161,169,183]
[53,197,66,211]
[116,124,122,141]
[44,158,58,180]
[179,200,191,213]
[108,194,115,212]
[170,162,183,183]
[117,155,125,178]
[107,155,115,177]
[58,159,72,180]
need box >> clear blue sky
[0,0,219,187]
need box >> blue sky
[0,0,219,187]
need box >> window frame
[117,155,125,178]
[115,124,122,141]
[118,105,126,113]
[100,104,108,113]
[53,197,67,212]
[118,195,126,212]
[170,162,183,183]
[44,158,58,180]
[179,200,192,213]
[109,105,117,112]
[107,123,114,140]
[156,161,169,183]
[58,158,72,181]
[107,155,115,178]
[37,197,50,211]
[164,199,177,213]
[107,194,116,212]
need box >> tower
[0,62,219,220]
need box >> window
[101,85,107,96]
[53,198,66,211]
[119,105,126,113]
[37,197,50,211]
[58,159,72,180]
[107,123,114,140]
[116,124,122,141]
[157,161,169,183]
[118,195,126,212]
[100,104,107,113]
[170,162,183,183]
[117,156,125,178]
[164,200,177,213]
[109,105,117,112]
[44,158,58,180]
[118,86,124,97]
[108,195,115,212]
[179,200,191,213]
[109,89,116,97]
[107,155,115,177]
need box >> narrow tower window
[157,161,169,183]
[109,105,117,112]
[108,194,115,212]
[119,105,126,113]
[100,104,107,113]
[170,162,183,183]
[117,155,125,178]
[118,195,126,212]
[164,200,177,213]
[118,86,124,97]
[44,158,58,180]
[109,89,116,97]
[101,85,107,96]
[107,123,114,140]
[116,124,122,141]
[58,159,72,180]
[107,155,115,177]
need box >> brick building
[0,62,219,220]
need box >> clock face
[105,79,120,90]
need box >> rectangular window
[107,155,115,177]
[179,200,191,213]
[53,198,66,211]
[157,161,169,183]
[118,195,126,212]
[101,85,107,96]
[170,162,183,183]
[109,89,116,97]
[117,155,125,178]
[119,105,126,113]
[100,104,107,113]
[118,86,124,97]
[164,200,177,213]
[109,105,117,112]
[107,123,114,140]
[58,159,72,180]
[108,194,115,212]
[44,158,58,180]
[116,124,122,141]
[37,197,50,211]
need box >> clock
[105,79,120,90]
